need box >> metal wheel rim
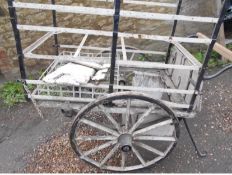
[70,92,179,171]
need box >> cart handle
[203,64,232,80]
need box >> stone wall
[0,0,218,80]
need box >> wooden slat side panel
[168,46,202,111]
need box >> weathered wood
[173,42,202,66]
[134,142,165,156]
[197,32,232,62]
[133,119,173,136]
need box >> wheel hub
[118,134,132,152]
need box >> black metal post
[7,0,27,79]
[165,0,182,64]
[109,0,121,93]
[188,0,229,112]
[51,0,59,55]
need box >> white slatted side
[26,80,196,96]
[13,2,218,23]
[17,25,212,44]
[60,45,167,55]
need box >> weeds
[193,50,226,68]
[226,43,232,50]
[0,81,26,107]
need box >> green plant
[193,50,226,68]
[226,43,232,50]
[194,51,204,63]
[138,55,146,61]
[0,81,26,107]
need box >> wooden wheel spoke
[129,105,155,133]
[125,99,131,130]
[80,119,120,137]
[133,119,173,136]
[134,136,176,142]
[77,136,117,141]
[131,146,146,166]
[121,152,126,168]
[134,142,165,157]
[99,105,121,132]
[83,140,117,157]
[71,92,179,171]
[100,143,119,167]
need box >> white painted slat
[23,32,55,54]
[60,45,167,55]
[26,79,197,95]
[120,10,218,23]
[24,52,199,71]
[92,0,177,8]
[13,2,218,23]
[162,101,189,109]
[24,53,110,63]
[117,60,200,70]
[17,25,212,44]
[29,95,190,109]
[74,34,88,57]
[121,37,127,61]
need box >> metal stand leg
[183,118,207,158]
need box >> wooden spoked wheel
[70,92,179,171]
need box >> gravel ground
[0,69,231,173]
[0,102,71,173]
